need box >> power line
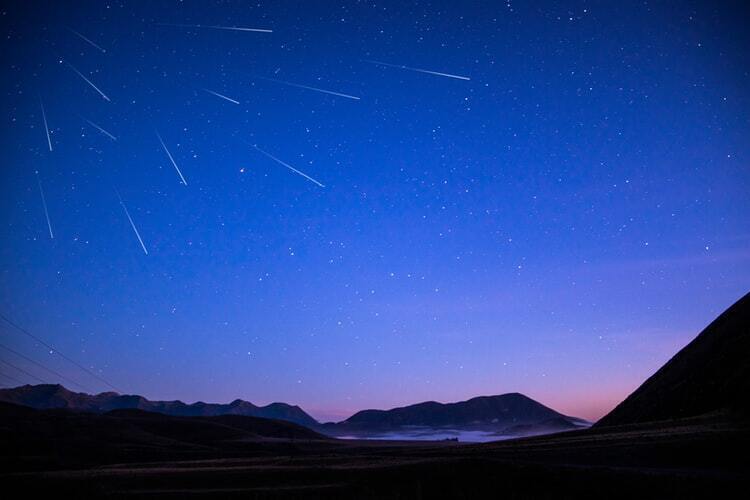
[0,343,92,392]
[0,370,24,386]
[0,358,47,384]
[0,313,121,392]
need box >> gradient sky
[0,1,748,422]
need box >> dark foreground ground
[1,403,748,499]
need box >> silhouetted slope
[0,384,318,427]
[598,292,750,427]
[0,401,327,454]
[340,393,578,429]
[503,416,579,436]
[4,401,747,499]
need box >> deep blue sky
[0,1,748,421]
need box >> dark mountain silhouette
[344,393,577,427]
[0,401,329,471]
[598,291,750,427]
[321,393,587,436]
[0,384,319,427]
[0,385,587,438]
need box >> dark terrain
[1,292,748,498]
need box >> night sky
[1,1,748,422]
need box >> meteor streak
[156,132,188,185]
[83,118,117,141]
[40,98,52,151]
[364,59,471,81]
[258,77,360,100]
[203,88,240,104]
[157,23,272,33]
[65,61,111,101]
[67,27,107,53]
[251,145,325,188]
[115,190,148,255]
[35,170,54,239]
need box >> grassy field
[2,405,747,498]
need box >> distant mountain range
[597,291,750,427]
[0,383,587,439]
[0,384,319,427]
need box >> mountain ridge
[0,383,586,438]
[0,384,319,427]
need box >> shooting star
[115,190,148,255]
[257,77,360,101]
[39,98,52,151]
[65,61,111,101]
[156,132,187,185]
[364,59,470,81]
[203,88,240,104]
[83,118,117,141]
[67,27,107,53]
[35,170,54,239]
[251,144,325,188]
[157,23,272,33]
